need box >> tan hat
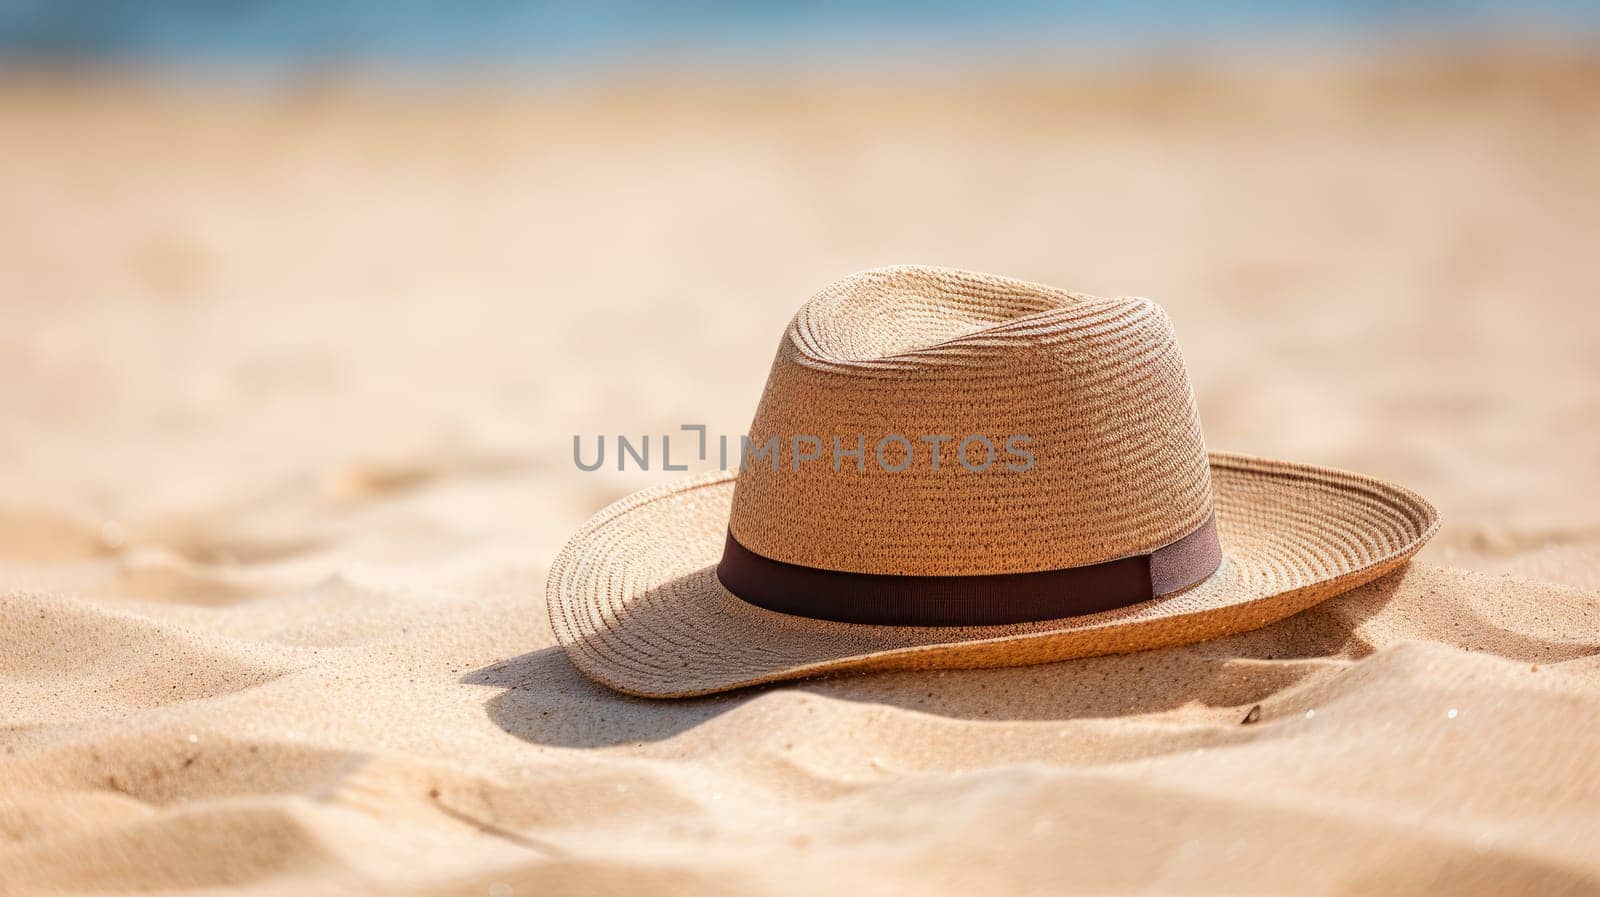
[548,266,1438,698]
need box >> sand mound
[3,50,1599,895]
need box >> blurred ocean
[1,0,1596,72]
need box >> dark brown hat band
[716,514,1222,626]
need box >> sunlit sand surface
[2,48,1599,895]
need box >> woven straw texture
[731,267,1212,574]
[548,267,1439,698]
[549,454,1436,698]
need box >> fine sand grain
[2,48,1599,895]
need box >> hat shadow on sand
[463,567,1410,749]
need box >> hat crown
[728,266,1214,576]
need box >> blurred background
[1,1,1597,586]
[1,1,1597,70]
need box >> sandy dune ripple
[3,50,1600,895]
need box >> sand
[2,48,1599,895]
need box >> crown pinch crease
[730,266,1214,577]
[545,266,1440,699]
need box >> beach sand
[2,48,1599,895]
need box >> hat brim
[547,452,1438,699]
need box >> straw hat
[548,266,1438,698]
